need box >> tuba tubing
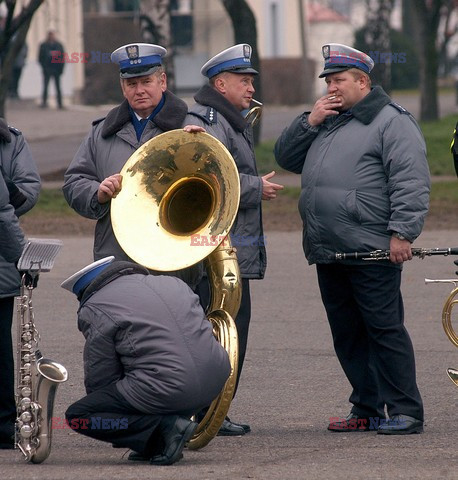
[111,130,242,449]
[187,240,241,450]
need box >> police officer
[275,43,430,435]
[0,118,40,448]
[62,257,230,465]
[63,43,204,290]
[185,44,283,436]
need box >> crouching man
[61,257,230,465]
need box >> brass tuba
[111,130,241,449]
[15,239,68,463]
[425,278,458,387]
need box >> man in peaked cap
[63,43,204,290]
[185,44,283,436]
[62,257,230,465]
[275,43,430,435]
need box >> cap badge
[322,45,330,59]
[126,45,139,61]
[243,45,250,59]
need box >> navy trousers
[316,263,424,421]
[0,297,16,440]
[66,384,164,457]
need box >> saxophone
[15,240,68,463]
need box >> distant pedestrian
[38,30,65,109]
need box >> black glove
[0,165,27,209]
[6,180,27,209]
[454,259,458,276]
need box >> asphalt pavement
[1,93,458,478]
[1,230,458,479]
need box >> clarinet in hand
[333,247,458,261]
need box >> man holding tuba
[62,43,204,290]
[185,44,284,436]
[62,257,230,465]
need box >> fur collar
[194,84,248,132]
[351,86,392,125]
[101,91,188,138]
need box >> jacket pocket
[345,188,390,225]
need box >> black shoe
[377,414,423,435]
[328,412,375,432]
[150,416,198,466]
[128,451,149,461]
[217,418,247,436]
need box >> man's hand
[261,171,284,201]
[97,174,123,204]
[389,236,412,264]
[183,125,205,133]
[308,94,343,127]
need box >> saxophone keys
[21,386,32,397]
[20,424,33,438]
[20,411,32,423]
[20,397,31,409]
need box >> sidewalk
[6,98,116,142]
[6,90,457,144]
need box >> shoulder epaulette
[389,102,410,115]
[205,107,217,124]
[187,107,218,126]
[8,125,21,136]
[92,116,106,126]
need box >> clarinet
[333,247,458,261]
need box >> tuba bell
[111,130,241,448]
[425,278,458,387]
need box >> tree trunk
[221,0,261,144]
[363,0,394,94]
[410,0,443,121]
[0,0,45,119]
[139,0,175,92]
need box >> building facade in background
[15,0,455,106]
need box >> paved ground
[1,93,458,478]
[1,229,458,479]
